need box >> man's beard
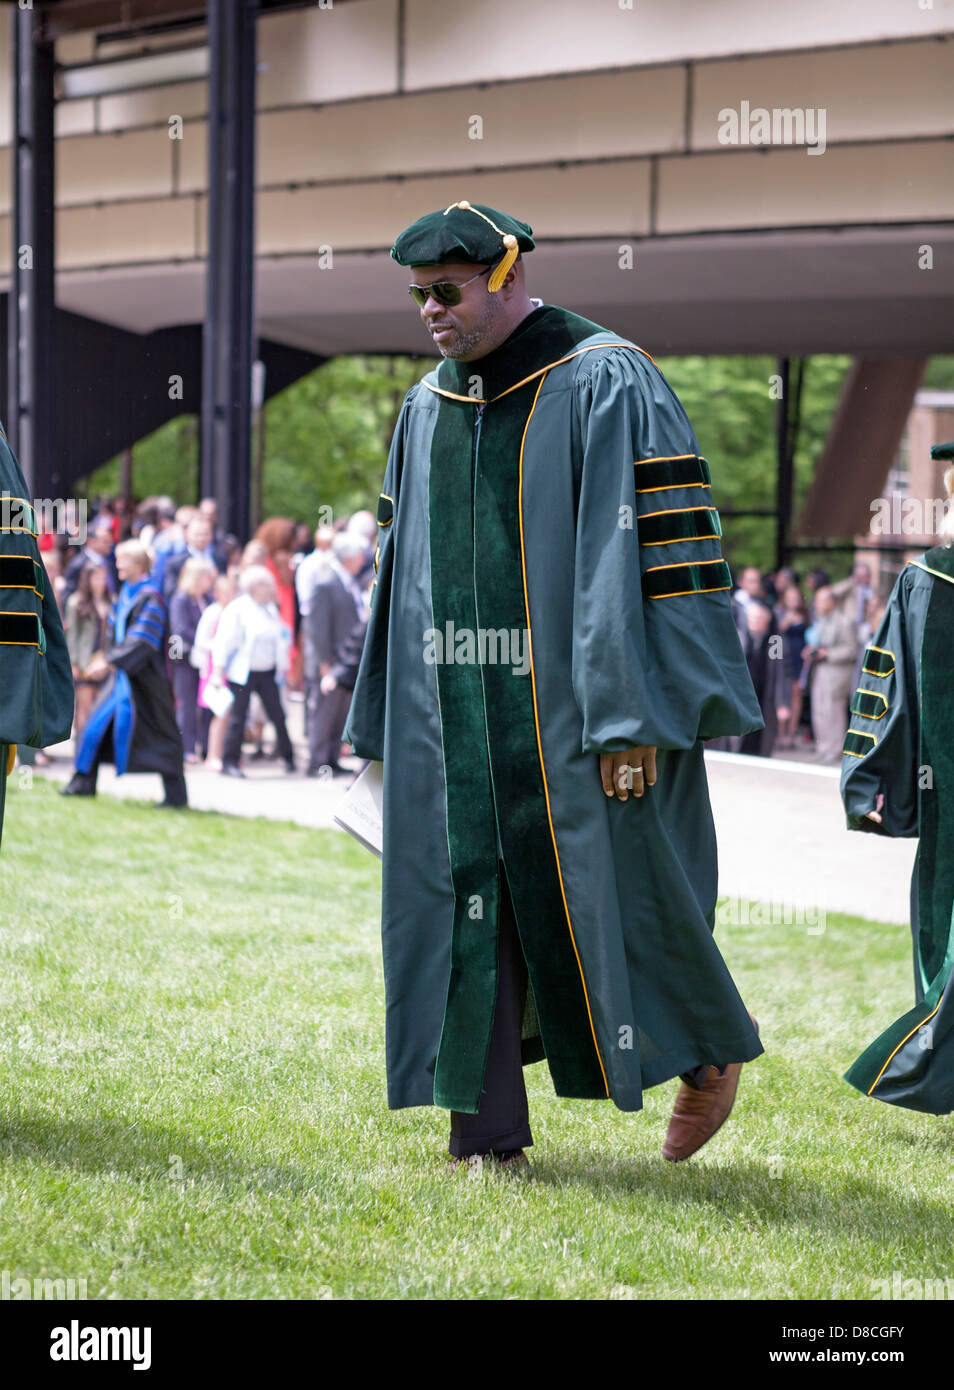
[434,296,503,360]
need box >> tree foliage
[80,352,954,577]
[656,354,853,573]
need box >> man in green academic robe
[840,446,954,1114]
[346,200,764,1167]
[0,421,75,849]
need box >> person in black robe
[62,541,187,809]
[736,599,780,757]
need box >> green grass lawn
[1,776,951,1300]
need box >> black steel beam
[38,0,307,39]
[201,0,257,540]
[8,10,57,496]
[4,305,323,496]
[773,356,804,571]
[773,357,791,572]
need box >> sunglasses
[407,265,491,308]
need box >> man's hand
[599,746,657,802]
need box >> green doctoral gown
[840,544,954,1114]
[0,421,75,847]
[346,304,764,1114]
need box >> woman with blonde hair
[841,443,954,1113]
[169,557,217,762]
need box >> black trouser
[171,659,207,758]
[307,682,352,771]
[224,668,294,767]
[445,865,719,1154]
[449,866,534,1158]
[68,739,187,806]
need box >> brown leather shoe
[662,1017,758,1163]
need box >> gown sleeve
[570,347,763,753]
[840,567,920,837]
[0,425,75,749]
[343,387,415,761]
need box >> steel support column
[8,11,56,496]
[201,0,257,540]
[774,356,804,571]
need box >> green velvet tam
[390,200,535,269]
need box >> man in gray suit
[807,585,859,763]
[305,530,368,776]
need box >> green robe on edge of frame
[0,417,74,839]
[345,303,765,1115]
[840,541,954,1114]
[0,420,75,849]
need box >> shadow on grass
[7,1105,953,1247]
[0,1108,325,1197]
[879,1121,954,1155]
[528,1152,954,1242]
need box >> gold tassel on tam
[443,200,520,291]
[487,234,518,292]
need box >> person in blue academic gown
[346,201,764,1167]
[62,540,187,809]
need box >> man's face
[815,588,835,615]
[188,519,212,551]
[90,530,112,555]
[747,604,771,638]
[741,567,762,598]
[409,261,505,361]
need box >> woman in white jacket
[211,565,296,777]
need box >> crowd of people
[728,560,883,764]
[36,490,884,791]
[38,496,375,802]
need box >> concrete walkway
[31,708,916,925]
[35,698,354,832]
[704,751,915,926]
